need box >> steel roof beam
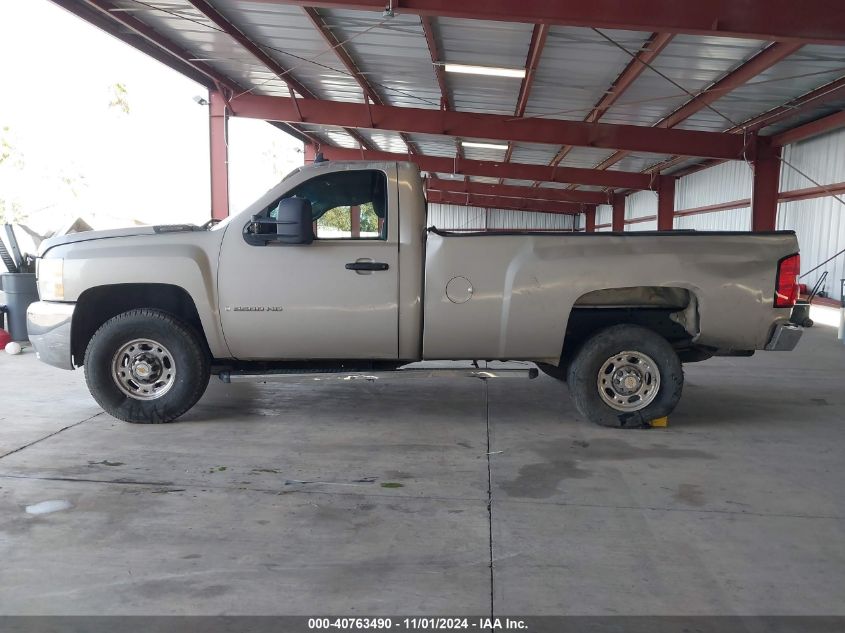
[229,93,747,159]
[500,23,549,179]
[420,16,451,111]
[426,190,584,215]
[251,0,845,45]
[771,109,845,147]
[188,0,315,98]
[302,6,412,152]
[52,0,214,89]
[311,146,656,189]
[427,177,610,204]
[84,0,240,92]
[646,75,845,177]
[79,0,326,147]
[419,15,463,160]
[589,41,803,178]
[541,32,674,181]
[185,0,373,151]
[185,1,371,151]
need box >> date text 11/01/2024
[308,618,529,630]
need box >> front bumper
[764,322,803,351]
[26,301,76,370]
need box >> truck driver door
[217,167,399,360]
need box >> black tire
[566,324,683,429]
[84,309,210,424]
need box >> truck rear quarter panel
[422,231,799,363]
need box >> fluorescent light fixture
[461,141,509,151]
[443,63,526,78]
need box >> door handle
[345,262,389,271]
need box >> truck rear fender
[559,286,702,369]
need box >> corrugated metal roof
[527,27,652,121]
[113,0,292,97]
[67,0,845,217]
[316,8,442,108]
[680,45,845,132]
[608,152,673,173]
[435,17,533,115]
[601,35,767,127]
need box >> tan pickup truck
[27,160,803,428]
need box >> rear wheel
[566,324,683,428]
[84,309,210,423]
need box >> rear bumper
[765,322,803,351]
[26,301,75,370]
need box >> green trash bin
[0,272,39,342]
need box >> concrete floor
[0,322,844,616]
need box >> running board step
[218,367,538,384]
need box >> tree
[108,82,131,115]
[0,126,25,223]
[316,202,379,234]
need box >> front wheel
[566,324,683,428]
[84,309,210,423]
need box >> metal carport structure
[49,0,845,232]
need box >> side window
[268,170,387,240]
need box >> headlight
[37,258,64,301]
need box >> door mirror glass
[274,198,314,244]
[245,198,314,246]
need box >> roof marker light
[442,63,526,78]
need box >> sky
[0,0,304,234]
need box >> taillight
[774,253,800,308]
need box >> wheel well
[71,284,208,367]
[559,286,700,371]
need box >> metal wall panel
[675,208,751,231]
[778,128,845,294]
[427,204,574,231]
[426,204,486,230]
[628,219,658,232]
[675,159,753,210]
[780,128,845,192]
[672,130,844,289]
[625,190,657,221]
[595,204,613,231]
[778,198,845,295]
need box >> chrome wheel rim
[111,338,176,400]
[597,350,660,412]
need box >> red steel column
[304,143,317,164]
[657,175,676,231]
[752,138,782,231]
[612,194,626,232]
[584,206,596,233]
[209,90,230,220]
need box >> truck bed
[422,228,799,363]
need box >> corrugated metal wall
[596,204,613,231]
[674,160,752,231]
[676,160,753,209]
[671,129,844,292]
[675,207,750,231]
[778,128,845,293]
[427,203,575,231]
[625,190,657,231]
